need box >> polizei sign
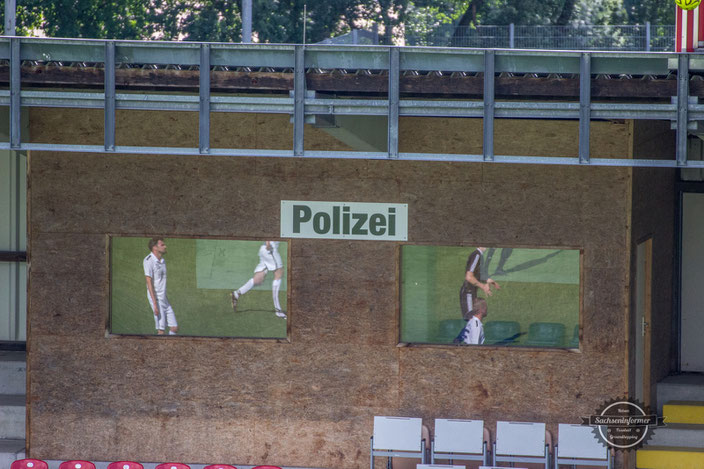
[280,201,408,241]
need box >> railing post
[10,37,20,150]
[388,47,400,159]
[242,0,252,43]
[483,50,495,162]
[293,45,305,157]
[509,23,515,48]
[646,22,651,52]
[199,43,210,154]
[579,53,591,164]
[104,41,116,152]
[4,0,16,36]
[677,54,690,166]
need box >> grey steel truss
[0,36,702,167]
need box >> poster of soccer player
[110,236,288,339]
[400,245,581,348]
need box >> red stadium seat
[203,465,237,469]
[11,459,49,469]
[59,461,96,469]
[107,462,144,469]
[252,466,282,469]
[155,464,190,469]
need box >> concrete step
[647,423,704,448]
[0,439,26,469]
[0,351,26,395]
[0,395,26,439]
[656,373,704,415]
[663,400,704,425]
[637,446,704,468]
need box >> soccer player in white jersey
[231,241,286,318]
[144,237,179,335]
[461,298,488,345]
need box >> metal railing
[404,23,676,51]
[0,37,699,168]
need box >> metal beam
[242,0,252,43]
[10,38,20,149]
[4,0,16,36]
[483,50,495,162]
[0,251,27,262]
[579,53,591,164]
[677,54,689,167]
[388,47,400,159]
[0,37,698,168]
[0,141,698,168]
[199,43,211,154]
[0,90,687,121]
[104,41,116,152]
[293,45,305,157]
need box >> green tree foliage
[2,0,676,41]
[623,0,675,25]
[5,0,410,43]
[12,0,154,38]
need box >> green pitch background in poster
[110,237,288,338]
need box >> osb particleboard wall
[629,120,676,410]
[28,109,633,468]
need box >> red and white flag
[676,4,704,52]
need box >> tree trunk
[451,0,482,47]
[554,0,577,25]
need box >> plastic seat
[252,466,282,469]
[11,459,49,469]
[203,465,237,469]
[493,421,551,469]
[59,461,96,469]
[155,464,190,469]
[554,423,612,468]
[107,462,144,469]
[370,416,427,469]
[525,322,566,347]
[431,418,490,466]
[483,320,521,345]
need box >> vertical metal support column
[509,23,515,48]
[483,50,495,162]
[10,38,20,149]
[677,54,689,167]
[293,45,305,157]
[579,53,591,164]
[4,0,16,36]
[199,43,211,154]
[242,0,252,43]
[104,41,116,152]
[645,22,651,52]
[388,47,400,159]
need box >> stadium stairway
[637,374,704,469]
[0,350,26,467]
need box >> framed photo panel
[110,236,288,339]
[400,245,581,348]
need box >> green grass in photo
[110,237,287,339]
[401,245,580,347]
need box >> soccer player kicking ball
[231,241,286,318]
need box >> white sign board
[281,200,408,241]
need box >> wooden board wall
[27,109,633,468]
